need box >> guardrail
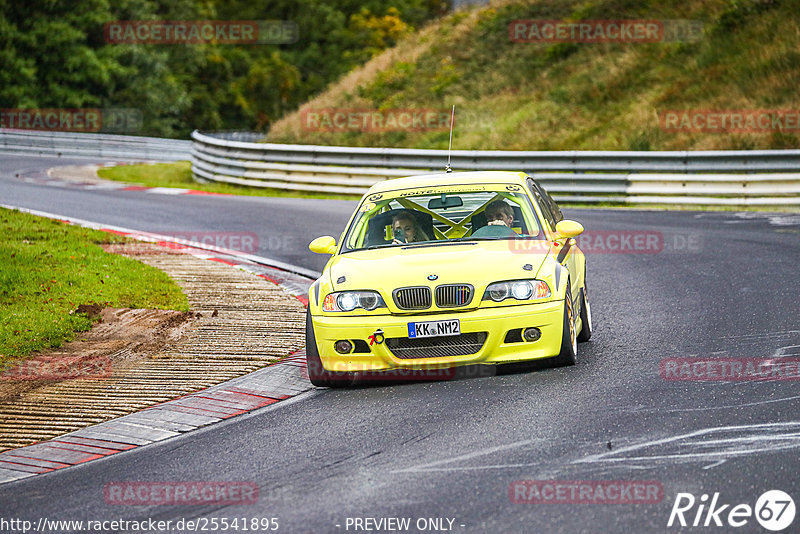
[191,131,800,205]
[1,130,190,161]
[3,129,797,206]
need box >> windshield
[341,184,545,253]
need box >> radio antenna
[445,104,455,173]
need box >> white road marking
[391,438,546,474]
[622,394,800,413]
[573,421,800,466]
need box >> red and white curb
[0,350,311,484]
[0,206,319,485]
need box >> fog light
[522,327,541,342]
[334,340,353,354]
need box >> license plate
[407,319,461,338]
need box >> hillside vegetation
[1,0,446,138]
[268,0,800,151]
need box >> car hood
[327,240,551,292]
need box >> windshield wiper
[362,243,396,250]
[401,241,478,250]
[453,237,509,241]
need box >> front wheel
[305,309,355,387]
[551,282,577,367]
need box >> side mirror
[309,236,337,255]
[555,220,584,239]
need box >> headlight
[323,291,386,312]
[483,280,551,303]
[511,281,533,300]
[338,293,359,311]
[488,284,509,302]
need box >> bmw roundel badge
[427,274,438,281]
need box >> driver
[484,200,514,228]
[391,210,430,244]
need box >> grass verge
[0,208,189,364]
[96,161,361,200]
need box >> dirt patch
[0,241,305,452]
[0,308,198,404]
[74,303,103,318]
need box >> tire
[577,284,592,343]
[305,309,355,387]
[551,281,577,367]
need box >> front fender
[308,275,334,311]
[536,259,571,302]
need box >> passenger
[484,200,514,228]
[391,210,430,244]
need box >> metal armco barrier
[191,131,800,205]
[1,130,190,161]
[3,129,797,206]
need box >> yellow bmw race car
[305,170,592,387]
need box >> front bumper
[311,300,565,372]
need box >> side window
[544,188,564,224]
[527,178,557,231]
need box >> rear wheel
[551,281,577,367]
[577,284,592,342]
[305,309,355,387]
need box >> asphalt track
[2,154,800,533]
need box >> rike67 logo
[668,490,795,531]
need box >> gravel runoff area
[0,241,307,452]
